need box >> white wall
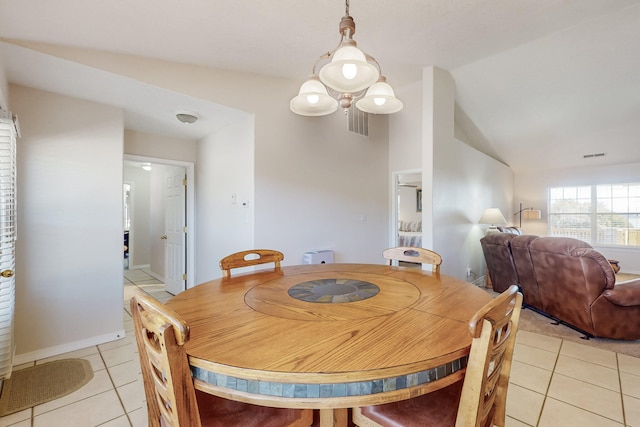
[434,138,513,280]
[389,80,423,173]
[11,84,124,361]
[253,110,390,265]
[428,66,512,281]
[196,116,254,282]
[124,164,151,267]
[398,186,422,222]
[515,161,640,273]
[0,44,8,109]
[124,129,197,162]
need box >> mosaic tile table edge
[192,356,467,399]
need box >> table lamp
[479,208,507,234]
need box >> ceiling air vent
[583,152,606,159]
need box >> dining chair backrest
[455,285,522,426]
[219,249,284,278]
[383,246,442,273]
[130,290,201,427]
[353,285,522,427]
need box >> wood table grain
[166,263,492,427]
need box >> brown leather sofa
[481,233,519,293]
[481,233,640,340]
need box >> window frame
[548,183,640,248]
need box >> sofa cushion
[510,235,542,308]
[603,280,640,306]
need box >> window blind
[0,110,17,379]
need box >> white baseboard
[472,275,486,287]
[129,263,150,270]
[13,329,127,365]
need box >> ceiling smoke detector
[176,111,199,124]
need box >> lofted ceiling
[1,0,639,172]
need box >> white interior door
[164,170,186,294]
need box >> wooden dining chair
[383,246,443,273]
[352,285,523,427]
[130,290,313,427]
[219,249,284,278]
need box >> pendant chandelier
[290,0,403,117]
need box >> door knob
[160,235,168,240]
[1,269,14,278]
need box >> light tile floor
[0,268,638,426]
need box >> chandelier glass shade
[355,77,403,114]
[290,1,403,117]
[318,43,379,93]
[289,77,338,116]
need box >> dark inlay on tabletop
[288,278,380,303]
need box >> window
[597,184,640,246]
[549,183,640,247]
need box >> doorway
[123,155,196,294]
[391,170,423,247]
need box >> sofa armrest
[603,279,640,306]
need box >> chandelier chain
[345,0,349,16]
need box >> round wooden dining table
[165,263,493,427]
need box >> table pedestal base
[320,408,348,427]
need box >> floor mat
[0,358,94,416]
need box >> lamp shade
[319,44,379,93]
[355,78,403,114]
[479,208,507,225]
[290,78,338,116]
[523,209,542,220]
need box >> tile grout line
[533,337,563,426]
[616,353,627,427]
[96,343,134,427]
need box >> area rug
[518,307,640,358]
[0,358,94,416]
